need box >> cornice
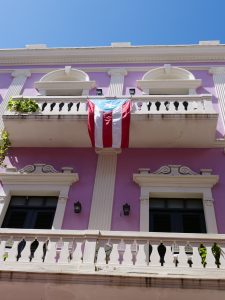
[133,165,219,188]
[1,44,225,65]
[0,164,79,185]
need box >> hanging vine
[0,130,11,167]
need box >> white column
[0,69,31,131]
[108,69,127,96]
[88,149,119,230]
[209,67,225,130]
[140,196,149,232]
[202,196,218,233]
[52,196,67,229]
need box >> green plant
[198,243,207,267]
[0,130,11,167]
[211,243,221,268]
[8,98,39,113]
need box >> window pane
[10,196,26,206]
[151,213,171,232]
[186,199,203,209]
[149,199,165,208]
[167,199,184,209]
[45,197,58,207]
[33,211,55,229]
[2,210,27,228]
[27,197,44,207]
[183,214,206,233]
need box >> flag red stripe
[103,112,112,147]
[87,100,95,147]
[121,100,131,148]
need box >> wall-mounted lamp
[123,203,130,216]
[96,88,103,96]
[74,201,82,214]
[129,88,135,95]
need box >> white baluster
[179,242,191,268]
[108,239,120,266]
[32,237,47,264]
[96,240,106,266]
[57,238,71,264]
[82,237,97,270]
[6,237,21,263]
[44,237,58,264]
[135,240,148,267]
[207,242,220,269]
[219,243,225,269]
[192,242,204,269]
[19,237,33,263]
[163,241,174,269]
[149,242,160,267]
[71,238,83,264]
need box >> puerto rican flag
[88,99,131,148]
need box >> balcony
[0,229,225,277]
[0,229,225,299]
[3,94,218,148]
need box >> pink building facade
[0,42,225,299]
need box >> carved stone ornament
[152,165,197,176]
[19,164,58,174]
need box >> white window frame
[133,165,219,233]
[0,164,79,229]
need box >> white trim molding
[0,164,79,229]
[1,44,225,65]
[133,165,219,233]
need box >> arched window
[35,66,96,96]
[137,65,201,95]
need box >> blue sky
[0,0,224,48]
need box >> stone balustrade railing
[0,229,224,275]
[7,95,215,116]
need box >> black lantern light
[123,203,130,216]
[74,201,82,214]
[96,88,103,96]
[129,88,135,95]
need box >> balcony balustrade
[3,95,218,147]
[0,229,224,278]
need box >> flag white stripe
[94,106,103,148]
[112,105,122,148]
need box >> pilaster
[209,67,225,131]
[52,196,67,229]
[88,149,120,230]
[108,68,127,96]
[0,69,31,130]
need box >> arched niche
[137,65,202,95]
[35,66,96,96]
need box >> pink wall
[112,148,225,233]
[3,148,225,233]
[5,148,98,230]
[88,72,110,96]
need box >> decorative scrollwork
[19,164,58,174]
[19,164,36,173]
[153,165,197,176]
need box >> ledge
[35,80,96,96]
[137,79,202,94]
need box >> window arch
[35,66,96,96]
[137,65,201,95]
